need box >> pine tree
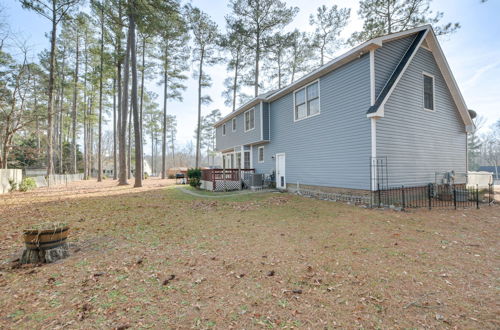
[287,30,314,83]
[227,0,298,97]
[264,32,294,89]
[309,5,350,66]
[187,6,220,169]
[351,0,460,43]
[220,19,250,112]
[157,6,189,178]
[19,0,81,175]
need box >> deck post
[223,163,227,192]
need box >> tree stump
[21,223,70,264]
[21,243,70,264]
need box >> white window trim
[293,79,321,122]
[232,118,237,132]
[244,108,256,132]
[423,71,435,112]
[222,123,226,136]
[258,146,264,163]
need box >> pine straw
[0,178,498,329]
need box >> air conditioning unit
[249,173,263,189]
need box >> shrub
[19,177,36,192]
[168,174,175,179]
[144,172,149,179]
[8,179,18,192]
[187,168,202,188]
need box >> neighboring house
[478,166,499,180]
[214,25,474,193]
[103,160,152,177]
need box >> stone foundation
[287,183,371,204]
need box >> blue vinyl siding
[375,35,415,97]
[253,54,372,190]
[376,45,466,186]
[216,105,262,151]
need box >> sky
[3,0,500,150]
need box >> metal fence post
[476,184,480,209]
[377,183,381,208]
[453,185,457,210]
[401,185,405,211]
[428,184,432,210]
[489,183,493,205]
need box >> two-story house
[214,25,474,193]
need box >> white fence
[34,174,84,188]
[467,171,494,189]
[0,171,84,193]
[0,169,23,194]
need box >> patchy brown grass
[0,179,498,329]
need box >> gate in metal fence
[371,183,495,210]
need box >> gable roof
[367,26,474,131]
[367,30,427,114]
[215,25,473,130]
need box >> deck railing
[201,168,255,191]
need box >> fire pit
[21,222,70,264]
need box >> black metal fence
[371,183,495,210]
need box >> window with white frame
[222,123,226,136]
[294,81,320,121]
[232,118,236,131]
[423,73,434,111]
[244,109,255,131]
[258,146,264,163]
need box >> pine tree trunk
[115,4,123,181]
[118,19,131,185]
[254,32,260,97]
[117,62,122,179]
[46,4,57,176]
[130,10,142,188]
[232,51,239,112]
[127,108,132,179]
[112,73,117,180]
[97,5,104,182]
[151,132,154,175]
[59,48,66,174]
[140,36,145,180]
[89,97,93,178]
[83,99,87,179]
[71,31,79,174]
[195,49,204,168]
[83,31,89,180]
[171,131,175,167]
[161,56,167,179]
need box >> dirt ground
[0,179,498,329]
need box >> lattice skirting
[214,180,241,191]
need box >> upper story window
[423,73,434,111]
[294,81,320,121]
[222,123,226,136]
[232,118,237,131]
[245,108,255,132]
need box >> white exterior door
[276,153,286,189]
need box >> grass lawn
[0,179,498,329]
